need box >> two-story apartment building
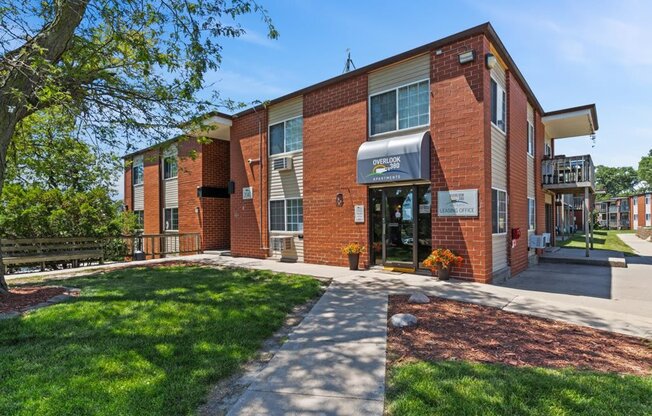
[124,22,599,282]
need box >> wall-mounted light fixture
[335,193,344,207]
[458,50,475,64]
[195,206,200,214]
[485,53,497,69]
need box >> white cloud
[239,29,281,49]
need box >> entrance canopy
[357,131,431,184]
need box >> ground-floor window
[134,210,144,229]
[164,208,178,231]
[492,189,507,234]
[270,199,303,232]
[528,198,535,231]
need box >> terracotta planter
[348,253,360,270]
[436,264,451,281]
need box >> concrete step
[539,254,627,268]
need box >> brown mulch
[388,295,652,375]
[0,286,74,314]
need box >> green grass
[386,360,652,416]
[559,229,637,255]
[0,266,322,416]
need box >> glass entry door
[370,185,431,269]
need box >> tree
[0,0,278,291]
[595,165,639,199]
[638,149,652,191]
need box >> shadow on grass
[0,266,322,416]
[386,360,652,416]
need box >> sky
[116,0,652,199]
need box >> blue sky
[117,0,652,198]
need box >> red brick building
[124,23,600,282]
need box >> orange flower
[423,248,463,270]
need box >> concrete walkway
[619,233,652,264]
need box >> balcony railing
[542,154,595,191]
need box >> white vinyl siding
[162,145,178,209]
[133,185,144,211]
[491,62,507,192]
[368,54,430,96]
[268,97,304,262]
[268,97,303,125]
[493,235,508,272]
[527,103,535,201]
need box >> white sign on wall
[242,186,253,200]
[354,205,365,223]
[437,189,478,217]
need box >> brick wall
[430,34,493,282]
[303,74,370,267]
[506,71,529,275]
[201,139,230,249]
[177,139,203,252]
[638,195,646,227]
[143,149,161,235]
[230,111,269,258]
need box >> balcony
[542,154,595,194]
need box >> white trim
[268,197,304,233]
[527,197,536,231]
[492,187,508,235]
[163,207,179,231]
[269,115,303,156]
[368,78,430,138]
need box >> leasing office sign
[437,189,478,217]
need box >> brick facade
[430,34,492,282]
[303,74,370,267]
[124,24,598,283]
[506,72,529,275]
[230,111,269,258]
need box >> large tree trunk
[0,0,89,293]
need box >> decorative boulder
[390,313,418,328]
[408,293,430,304]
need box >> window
[270,116,303,155]
[134,210,144,229]
[286,199,304,231]
[646,196,650,205]
[492,189,507,234]
[633,198,637,206]
[270,200,285,231]
[370,80,429,135]
[527,121,535,157]
[490,78,507,132]
[163,156,178,179]
[528,198,535,230]
[544,143,552,157]
[164,208,178,231]
[269,199,303,232]
[647,214,651,221]
[132,160,144,185]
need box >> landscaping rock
[408,293,430,304]
[390,313,418,328]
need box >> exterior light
[485,53,497,69]
[458,50,475,64]
[336,193,344,207]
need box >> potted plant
[341,243,365,270]
[423,248,463,281]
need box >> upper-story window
[490,78,506,132]
[163,156,178,179]
[527,121,535,157]
[544,143,552,157]
[369,80,429,136]
[132,158,144,185]
[633,197,637,207]
[270,116,303,155]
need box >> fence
[1,233,202,274]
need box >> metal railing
[542,154,595,188]
[121,233,202,259]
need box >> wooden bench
[1,237,106,274]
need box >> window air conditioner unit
[271,236,293,251]
[272,157,293,172]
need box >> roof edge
[543,103,599,131]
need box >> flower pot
[348,253,360,270]
[436,264,451,281]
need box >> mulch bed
[0,286,74,314]
[388,295,652,375]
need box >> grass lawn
[0,265,322,416]
[386,360,652,416]
[560,229,637,255]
